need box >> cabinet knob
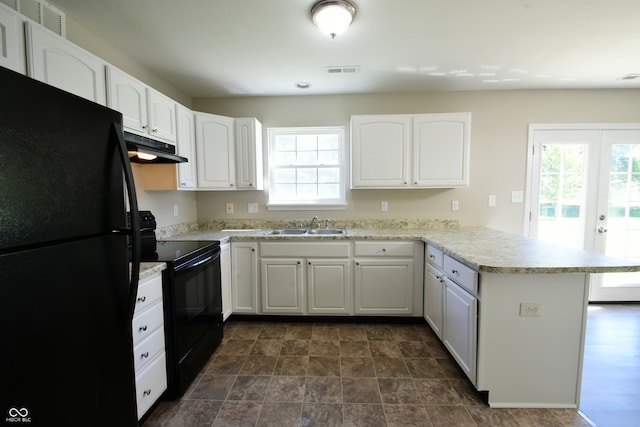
[382,248,387,252]
[451,269,459,275]
[414,182,418,185]
[141,352,149,359]
[249,183,253,187]
[308,261,311,265]
[297,261,301,265]
[139,325,148,332]
[137,296,146,302]
[181,182,187,186]
[142,125,149,130]
[152,128,159,133]
[143,389,152,396]
[230,183,235,187]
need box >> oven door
[172,246,222,363]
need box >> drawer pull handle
[436,275,442,280]
[429,254,435,259]
[451,269,459,274]
[141,352,149,359]
[139,325,148,332]
[143,389,152,396]
[137,296,146,302]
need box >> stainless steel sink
[267,228,347,235]
[306,228,347,235]
[267,228,308,235]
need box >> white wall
[193,89,640,234]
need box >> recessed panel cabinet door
[106,66,147,133]
[307,259,351,314]
[26,22,106,105]
[195,112,236,189]
[261,258,304,313]
[0,6,22,72]
[176,104,197,189]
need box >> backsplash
[156,218,459,238]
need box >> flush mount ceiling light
[311,0,356,39]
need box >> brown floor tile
[230,323,263,339]
[369,340,403,358]
[284,324,313,339]
[239,355,277,375]
[414,378,464,406]
[449,378,485,405]
[309,340,340,356]
[280,339,311,355]
[377,378,421,404]
[372,357,410,378]
[212,400,262,427]
[141,399,181,426]
[307,356,341,376]
[188,374,236,400]
[274,356,309,376]
[389,325,423,341]
[340,340,371,356]
[397,340,431,357]
[207,355,246,374]
[339,324,367,340]
[218,339,256,355]
[311,324,340,340]
[257,402,302,427]
[301,403,344,426]
[250,339,283,356]
[384,403,430,427]
[436,357,466,379]
[226,375,270,401]
[264,376,306,402]
[343,403,387,427]
[341,356,375,377]
[405,357,446,378]
[508,408,567,427]
[170,400,222,427]
[364,324,395,340]
[304,376,342,403]
[466,406,520,427]
[342,377,382,403]
[426,406,476,426]
[258,324,286,339]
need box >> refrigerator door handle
[112,123,141,334]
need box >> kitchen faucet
[308,216,319,229]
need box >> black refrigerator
[0,67,141,426]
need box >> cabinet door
[351,115,411,188]
[235,118,263,190]
[176,104,197,189]
[443,277,477,383]
[26,23,106,105]
[424,264,444,338]
[354,258,414,314]
[231,242,258,313]
[106,66,147,133]
[195,112,236,189]
[261,258,304,313]
[220,243,232,320]
[147,88,177,143]
[307,259,351,314]
[413,112,471,187]
[0,6,22,72]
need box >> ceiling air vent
[326,65,360,74]
[618,74,640,80]
[1,0,65,36]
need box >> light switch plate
[248,203,259,213]
[512,190,524,203]
[488,195,496,207]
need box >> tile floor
[580,304,640,427]
[143,320,594,426]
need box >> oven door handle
[175,249,220,273]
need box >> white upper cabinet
[351,112,471,189]
[0,4,24,73]
[195,111,236,189]
[235,117,263,190]
[351,115,411,188]
[175,104,196,190]
[413,113,470,187]
[26,22,106,105]
[106,66,177,143]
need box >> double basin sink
[267,228,347,236]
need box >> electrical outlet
[381,201,388,212]
[248,203,259,213]
[225,202,234,214]
[520,302,542,317]
[173,204,179,216]
[451,200,459,211]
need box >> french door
[527,125,640,301]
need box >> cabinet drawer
[134,274,163,315]
[133,328,165,373]
[260,242,350,257]
[135,353,167,419]
[132,302,164,345]
[426,245,444,269]
[443,255,478,294]
[354,241,414,257]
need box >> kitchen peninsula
[162,222,640,408]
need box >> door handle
[597,226,608,233]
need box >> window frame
[266,126,347,210]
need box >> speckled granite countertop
[161,226,640,274]
[139,262,166,280]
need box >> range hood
[124,131,188,164]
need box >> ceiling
[45,0,640,98]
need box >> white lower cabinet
[424,263,444,338]
[231,242,259,313]
[353,241,423,315]
[132,272,167,420]
[259,242,352,315]
[442,276,477,384]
